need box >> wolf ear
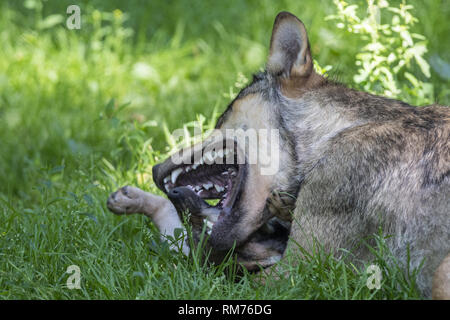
[267,12,312,79]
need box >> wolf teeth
[171,168,183,184]
[203,183,213,190]
[206,221,214,230]
[203,219,214,235]
[162,148,236,192]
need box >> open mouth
[154,145,246,224]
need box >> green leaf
[414,54,431,78]
[38,14,64,30]
[24,0,39,9]
[404,72,419,87]
[104,98,116,118]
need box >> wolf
[107,12,450,298]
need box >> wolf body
[108,12,450,298]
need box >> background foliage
[0,0,448,299]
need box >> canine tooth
[171,168,183,184]
[203,183,213,190]
[163,177,169,183]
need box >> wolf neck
[281,84,368,180]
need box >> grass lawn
[0,0,448,299]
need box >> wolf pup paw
[106,186,146,215]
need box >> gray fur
[215,12,449,297]
[118,12,449,298]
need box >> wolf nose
[168,186,199,202]
[168,187,182,199]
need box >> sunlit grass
[0,0,448,299]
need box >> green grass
[0,0,448,299]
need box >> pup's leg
[432,253,450,300]
[106,186,189,255]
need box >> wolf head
[153,12,326,251]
